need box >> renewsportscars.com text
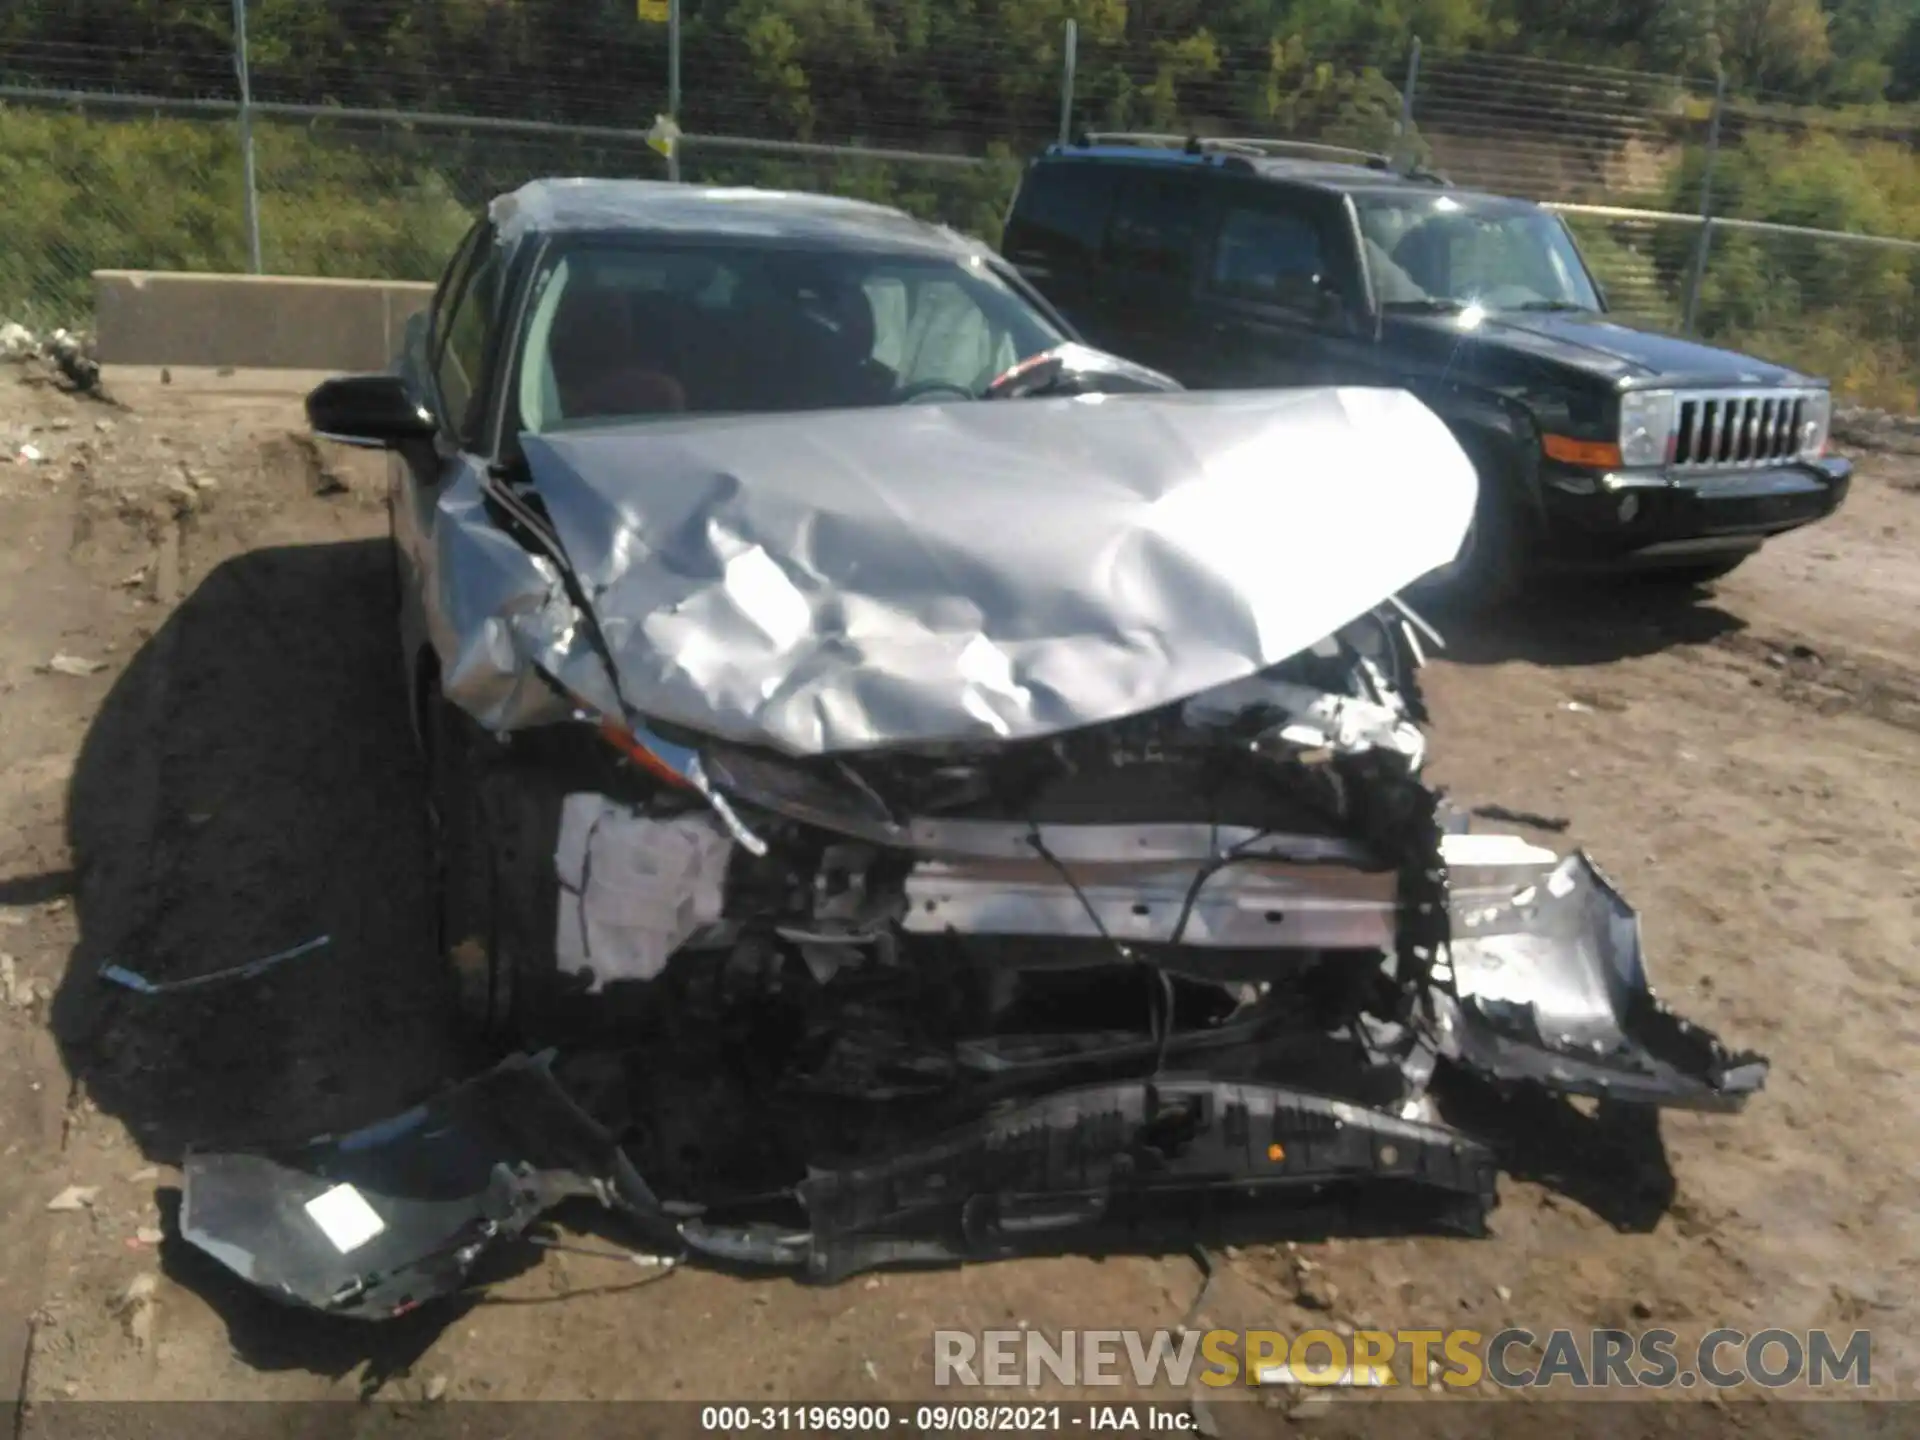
[932,1327,1873,1391]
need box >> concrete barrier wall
[93,271,435,372]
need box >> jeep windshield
[1355,193,1602,315]
[514,240,1068,431]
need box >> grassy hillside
[3,100,1915,407]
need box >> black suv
[1001,135,1853,595]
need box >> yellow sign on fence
[637,0,670,22]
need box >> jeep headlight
[1617,389,1676,469]
[1797,389,1831,461]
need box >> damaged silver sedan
[179,179,1764,1320]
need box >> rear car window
[1003,164,1117,270]
[1102,173,1203,280]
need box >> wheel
[1416,461,1526,610]
[425,694,515,1039]
[424,694,576,1043]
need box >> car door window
[429,224,484,368]
[864,272,1015,390]
[1207,197,1356,317]
[1213,208,1324,301]
[435,231,504,443]
[1102,173,1202,281]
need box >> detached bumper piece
[179,1052,658,1319]
[1439,851,1767,1110]
[183,1070,1498,1314]
[680,1080,1496,1283]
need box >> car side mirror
[1268,273,1350,329]
[1313,281,1351,330]
[306,372,436,449]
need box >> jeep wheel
[1637,553,1752,589]
[1421,475,1524,610]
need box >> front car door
[394,219,512,696]
[1185,180,1379,390]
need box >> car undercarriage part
[179,610,1765,1318]
[681,1079,1498,1283]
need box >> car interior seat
[546,279,689,421]
[1387,222,1450,302]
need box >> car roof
[488,177,989,260]
[1032,145,1527,209]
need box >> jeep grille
[1672,390,1812,470]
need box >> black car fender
[1419,384,1550,533]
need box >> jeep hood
[1387,309,1814,389]
[436,386,1475,755]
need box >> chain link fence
[3,2,1918,405]
[1412,49,1717,207]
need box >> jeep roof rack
[1075,131,1398,170]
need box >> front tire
[425,695,515,1040]
[1419,465,1525,610]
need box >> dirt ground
[1,361,1917,1434]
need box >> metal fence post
[667,0,682,181]
[1058,19,1078,145]
[1397,37,1421,163]
[231,0,263,272]
[1681,68,1726,336]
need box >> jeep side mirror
[1312,278,1350,328]
[306,373,437,449]
[1264,272,1352,331]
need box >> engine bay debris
[179,634,1765,1317]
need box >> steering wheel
[897,380,977,405]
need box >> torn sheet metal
[1435,849,1767,1109]
[422,476,604,732]
[555,795,733,990]
[431,386,1475,754]
[178,1053,660,1318]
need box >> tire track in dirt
[1708,627,1920,736]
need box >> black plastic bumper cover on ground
[177,1052,660,1319]
[179,1068,1497,1318]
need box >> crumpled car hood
[469,387,1473,756]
